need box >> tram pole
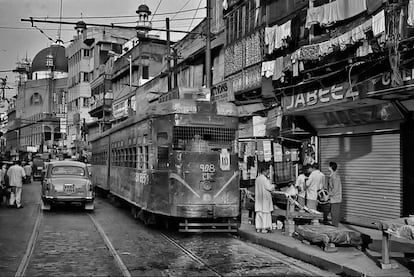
[206,0,211,90]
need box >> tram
[90,98,240,232]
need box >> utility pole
[166,17,172,91]
[206,0,212,89]
[0,77,7,99]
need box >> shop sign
[211,80,234,102]
[282,82,358,112]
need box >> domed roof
[75,20,87,30]
[137,4,151,15]
[31,44,68,73]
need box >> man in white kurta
[255,166,275,233]
[7,161,26,208]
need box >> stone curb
[237,229,365,277]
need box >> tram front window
[173,126,236,153]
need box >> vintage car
[41,160,94,211]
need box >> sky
[0,0,206,98]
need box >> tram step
[179,221,238,233]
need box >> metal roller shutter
[320,133,402,227]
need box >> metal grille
[173,126,236,151]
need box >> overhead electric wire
[29,7,206,20]
[151,0,163,22]
[113,17,205,25]
[188,0,203,32]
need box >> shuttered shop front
[320,133,402,226]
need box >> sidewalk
[238,210,414,277]
[0,182,41,276]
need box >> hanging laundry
[321,0,339,26]
[318,40,334,56]
[261,60,275,78]
[306,5,325,28]
[283,55,292,72]
[356,40,373,57]
[336,0,367,21]
[275,20,292,50]
[265,26,277,54]
[350,24,366,44]
[299,44,320,60]
[408,0,414,26]
[372,9,385,37]
[273,57,284,81]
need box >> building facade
[65,22,135,155]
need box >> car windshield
[51,166,85,176]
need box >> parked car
[41,160,94,211]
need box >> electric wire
[151,0,163,22]
[30,7,206,20]
[188,0,203,32]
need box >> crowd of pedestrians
[0,160,30,209]
[252,161,343,234]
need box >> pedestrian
[295,165,308,211]
[23,161,32,184]
[7,160,26,209]
[305,163,325,211]
[328,161,342,227]
[0,163,7,205]
[255,164,275,234]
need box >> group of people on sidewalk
[0,160,32,209]
[254,161,342,234]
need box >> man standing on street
[255,164,275,234]
[7,160,26,209]
[305,163,325,211]
[328,162,342,227]
[23,161,32,184]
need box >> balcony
[89,98,113,118]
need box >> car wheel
[84,202,94,211]
[41,200,51,211]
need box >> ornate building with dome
[5,43,69,160]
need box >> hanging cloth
[306,5,325,28]
[273,57,284,81]
[321,1,339,26]
[372,9,385,37]
[408,0,414,26]
[336,0,367,21]
[261,61,275,78]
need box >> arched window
[30,93,43,105]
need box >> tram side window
[137,146,142,170]
[143,146,149,170]
[157,146,169,169]
[132,147,137,168]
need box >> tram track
[159,232,224,277]
[160,231,333,277]
[15,207,130,277]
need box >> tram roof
[89,99,238,142]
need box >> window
[137,146,142,169]
[157,146,169,169]
[142,66,149,79]
[83,97,89,107]
[144,146,149,170]
[51,166,85,176]
[83,49,90,57]
[83,72,89,82]
[132,147,137,168]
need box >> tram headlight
[200,180,212,191]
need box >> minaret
[136,3,152,38]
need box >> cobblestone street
[0,182,333,277]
